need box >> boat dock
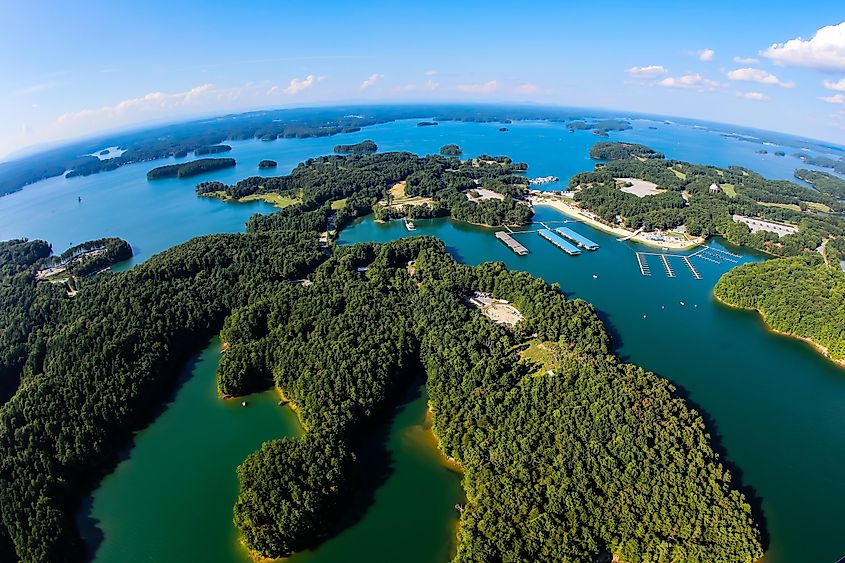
[495,231,529,255]
[689,244,740,265]
[554,227,599,250]
[637,253,651,276]
[538,229,581,255]
[660,254,675,277]
[682,256,701,279]
[636,252,701,280]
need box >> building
[709,183,721,193]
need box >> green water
[339,209,845,563]
[81,338,463,563]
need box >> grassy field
[670,168,687,180]
[331,198,348,210]
[238,193,299,208]
[518,339,560,376]
[807,201,834,213]
[382,180,434,208]
[720,183,737,198]
[760,201,802,212]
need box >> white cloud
[727,67,794,88]
[58,84,216,124]
[737,91,769,101]
[823,78,845,91]
[733,56,760,64]
[821,93,845,104]
[625,65,668,79]
[455,80,498,94]
[360,73,383,90]
[515,83,538,94]
[762,21,845,71]
[657,73,720,91]
[425,78,439,91]
[698,49,716,61]
[425,70,438,76]
[283,75,324,95]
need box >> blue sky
[1,0,845,158]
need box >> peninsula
[147,158,236,180]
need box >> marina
[635,252,702,280]
[537,229,581,255]
[554,226,599,250]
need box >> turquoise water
[3,117,844,562]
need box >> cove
[80,338,463,563]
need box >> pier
[537,229,581,255]
[636,252,702,280]
[682,256,701,279]
[689,244,739,265]
[554,226,599,250]
[637,253,651,276]
[660,254,675,277]
[495,231,529,255]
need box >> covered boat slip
[537,229,581,255]
[554,226,599,250]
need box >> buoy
[643,315,647,318]
[661,305,665,310]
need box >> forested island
[794,168,845,199]
[333,139,378,154]
[417,121,438,127]
[568,143,845,256]
[258,159,277,169]
[197,151,534,227]
[439,144,462,156]
[194,144,232,155]
[0,146,765,562]
[146,158,236,180]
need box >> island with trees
[439,144,462,156]
[194,144,232,155]
[333,139,378,154]
[258,159,277,169]
[197,151,534,228]
[146,158,236,180]
[0,148,765,563]
[589,141,665,160]
[417,121,438,127]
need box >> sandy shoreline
[531,197,704,251]
[714,293,845,368]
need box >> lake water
[3,117,844,562]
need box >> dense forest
[570,143,845,256]
[0,231,325,561]
[46,237,132,277]
[795,154,845,175]
[333,139,378,154]
[146,158,236,180]
[794,168,845,199]
[715,253,845,362]
[218,237,762,562]
[197,151,533,228]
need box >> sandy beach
[530,196,704,251]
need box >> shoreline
[714,293,845,368]
[531,197,704,251]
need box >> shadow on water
[76,347,208,562]
[299,373,428,553]
[668,378,771,552]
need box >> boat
[680,301,685,306]
[405,218,416,231]
[592,274,598,279]
[241,401,247,407]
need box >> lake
[3,116,844,562]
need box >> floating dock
[537,229,581,255]
[554,227,599,250]
[660,254,675,277]
[682,256,701,279]
[637,253,651,276]
[495,231,529,255]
